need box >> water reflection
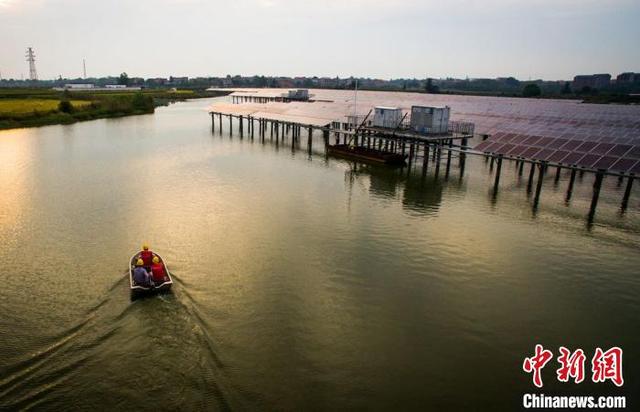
[402,175,445,216]
[1,99,639,410]
[340,161,448,216]
[211,126,452,216]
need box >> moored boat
[327,144,407,165]
[129,252,173,299]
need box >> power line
[25,47,38,81]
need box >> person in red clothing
[140,244,153,267]
[150,256,167,283]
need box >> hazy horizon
[1,0,639,81]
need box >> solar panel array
[209,102,341,127]
[474,132,640,174]
[210,88,640,173]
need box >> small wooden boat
[129,252,173,299]
[327,144,407,165]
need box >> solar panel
[548,138,568,149]
[592,143,615,155]
[547,150,570,163]
[475,135,640,174]
[210,88,640,173]
[561,140,583,151]
[592,156,618,170]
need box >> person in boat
[140,244,154,268]
[133,258,153,287]
[150,256,166,284]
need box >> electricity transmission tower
[25,47,38,81]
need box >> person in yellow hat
[132,258,152,287]
[140,244,154,268]
[150,255,167,283]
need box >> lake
[0,97,638,410]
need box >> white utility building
[63,84,95,90]
[410,106,450,134]
[287,89,309,100]
[372,106,403,129]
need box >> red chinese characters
[592,347,624,387]
[523,344,554,388]
[523,345,624,387]
[556,347,586,384]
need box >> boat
[327,144,407,166]
[129,252,173,299]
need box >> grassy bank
[0,88,228,131]
[0,98,92,113]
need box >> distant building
[53,84,141,91]
[63,83,95,90]
[616,72,638,84]
[278,78,295,88]
[169,76,188,85]
[148,77,167,86]
[318,77,337,88]
[287,89,309,100]
[191,77,212,85]
[129,77,145,86]
[371,79,388,87]
[572,74,611,90]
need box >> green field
[0,88,228,130]
[0,93,153,130]
[0,99,92,114]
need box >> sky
[0,0,639,81]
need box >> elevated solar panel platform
[210,88,640,175]
[208,88,639,218]
[474,132,640,175]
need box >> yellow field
[0,99,92,114]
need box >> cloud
[0,0,637,79]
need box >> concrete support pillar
[445,142,453,179]
[588,171,605,221]
[422,145,430,177]
[518,159,525,176]
[566,168,577,202]
[527,162,536,194]
[493,155,503,194]
[621,175,634,211]
[434,144,442,178]
[533,161,547,209]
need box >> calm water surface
[1,98,639,410]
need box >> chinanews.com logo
[522,345,626,409]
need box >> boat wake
[0,270,243,410]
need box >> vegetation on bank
[0,93,154,130]
[0,88,227,131]
[0,98,92,114]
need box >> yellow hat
[152,256,160,264]
[142,244,149,251]
[136,258,144,266]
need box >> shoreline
[0,89,230,131]
[0,108,156,131]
